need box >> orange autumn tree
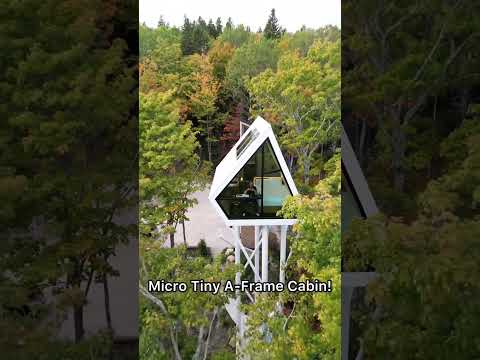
[208,40,235,80]
[186,54,222,162]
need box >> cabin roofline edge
[341,125,378,217]
[210,116,298,201]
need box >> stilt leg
[254,226,260,282]
[261,226,269,283]
[279,225,287,284]
[234,226,241,297]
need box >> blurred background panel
[0,0,139,358]
[342,1,480,359]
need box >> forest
[342,1,480,359]
[139,9,341,360]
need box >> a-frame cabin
[209,116,299,356]
[209,116,299,226]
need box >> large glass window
[217,140,292,219]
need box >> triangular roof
[341,125,378,218]
[209,116,299,226]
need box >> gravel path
[178,186,235,255]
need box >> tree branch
[203,307,218,360]
[283,301,296,331]
[139,285,182,360]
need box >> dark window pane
[258,141,291,216]
[217,139,293,220]
[236,127,259,159]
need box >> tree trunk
[193,325,205,360]
[303,155,311,185]
[391,117,406,192]
[203,308,218,360]
[103,270,114,360]
[103,274,113,332]
[167,217,175,248]
[207,123,213,163]
[288,154,294,173]
[74,304,84,342]
[182,220,187,246]
[207,139,212,163]
[170,326,183,360]
[70,259,85,343]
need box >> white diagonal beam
[239,236,261,282]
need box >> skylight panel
[236,127,259,159]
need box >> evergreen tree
[215,17,223,36]
[207,18,217,38]
[264,8,284,39]
[191,25,211,54]
[158,15,167,27]
[181,16,212,55]
[181,16,194,55]
[197,16,207,31]
[225,17,233,30]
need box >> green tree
[225,17,233,30]
[207,18,218,38]
[139,242,237,360]
[158,15,167,27]
[140,23,181,60]
[278,26,339,57]
[181,16,213,55]
[217,25,253,48]
[226,37,280,104]
[263,8,284,40]
[248,39,341,185]
[215,17,223,37]
[139,91,208,247]
[343,0,480,195]
[139,24,184,94]
[180,16,196,55]
[344,117,480,359]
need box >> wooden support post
[261,226,269,283]
[254,226,260,282]
[279,225,287,284]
